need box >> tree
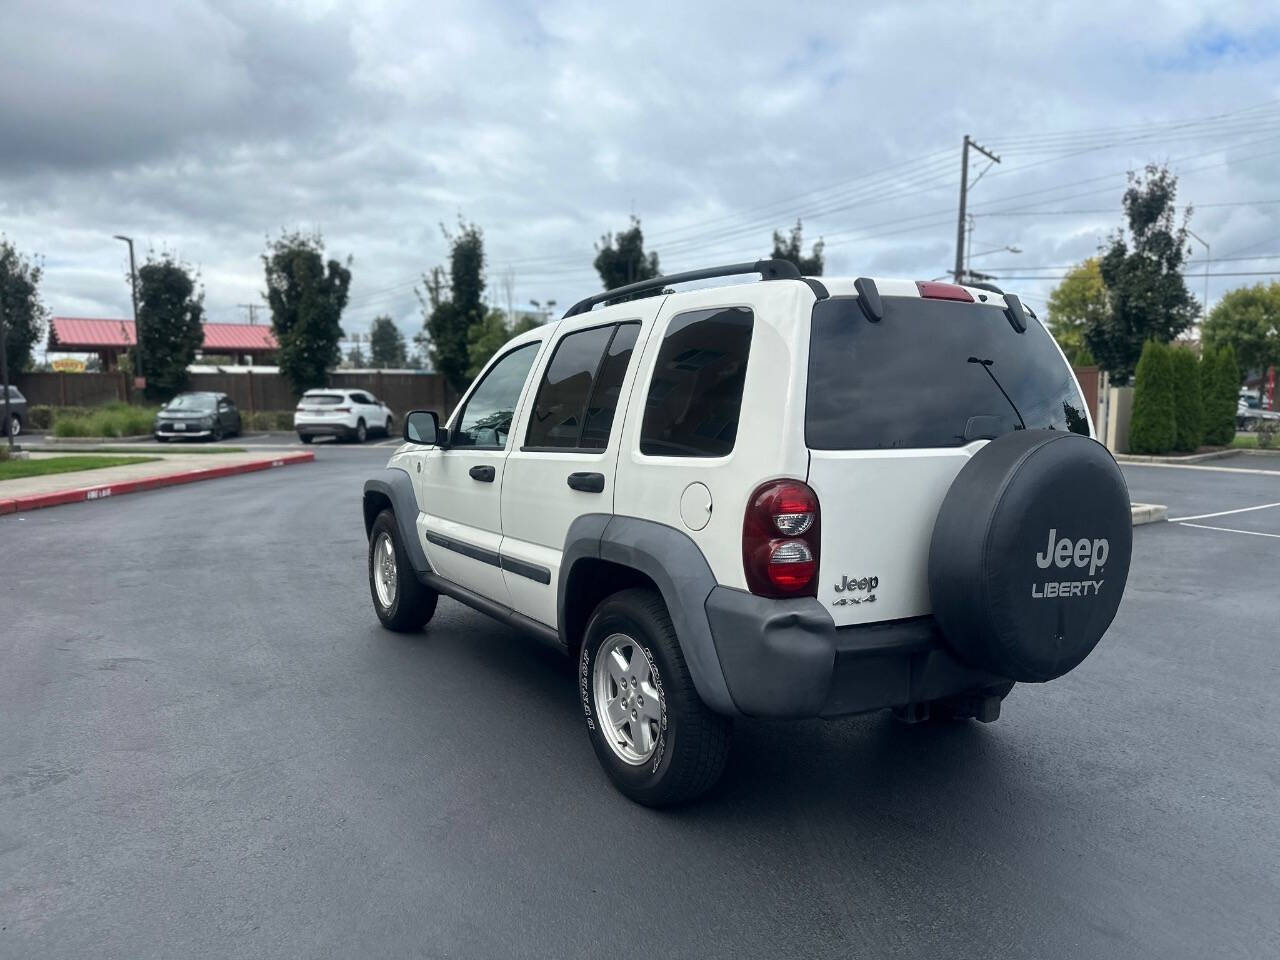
[594,216,660,293]
[1046,258,1108,363]
[136,253,204,401]
[1201,282,1280,379]
[0,237,48,381]
[345,344,366,368]
[769,219,824,275]
[466,309,513,378]
[368,315,408,368]
[418,221,487,394]
[1202,345,1240,446]
[263,231,352,397]
[1084,165,1198,384]
[1128,340,1177,455]
[1169,346,1203,452]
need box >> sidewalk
[0,450,313,514]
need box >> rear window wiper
[967,357,1027,430]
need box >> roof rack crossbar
[562,258,803,318]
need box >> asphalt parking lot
[3,449,1278,959]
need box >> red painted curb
[0,452,314,516]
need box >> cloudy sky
[2,0,1279,355]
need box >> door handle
[469,465,496,482]
[567,472,605,493]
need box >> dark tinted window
[453,343,539,448]
[526,325,615,448]
[640,307,753,458]
[805,296,1089,450]
[526,322,640,450]
[581,323,640,449]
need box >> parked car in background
[154,392,242,442]
[3,386,26,437]
[294,389,394,444]
[1237,393,1280,431]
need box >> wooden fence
[15,370,457,417]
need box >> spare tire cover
[928,430,1132,682]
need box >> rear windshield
[806,296,1089,450]
[302,394,345,405]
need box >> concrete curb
[0,451,314,516]
[38,434,154,445]
[1131,502,1168,525]
[1116,449,1239,465]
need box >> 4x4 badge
[832,575,879,606]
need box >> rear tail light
[743,479,821,597]
[334,406,351,413]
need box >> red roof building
[49,317,277,369]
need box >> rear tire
[299,434,313,444]
[355,419,368,443]
[580,588,731,806]
[368,509,438,632]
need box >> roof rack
[562,258,808,318]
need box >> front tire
[299,433,313,444]
[369,509,438,632]
[580,588,731,806]
[7,414,20,437]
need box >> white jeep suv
[295,388,394,443]
[362,260,1133,806]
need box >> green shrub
[243,410,294,432]
[1257,419,1280,450]
[1073,345,1097,367]
[1129,341,1177,455]
[51,403,157,438]
[28,405,54,430]
[1202,346,1240,446]
[1169,347,1203,452]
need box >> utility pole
[1186,229,1210,321]
[237,303,261,324]
[953,135,1001,284]
[113,234,144,387]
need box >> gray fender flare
[362,468,430,575]
[559,514,737,715]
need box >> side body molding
[362,468,431,575]
[559,514,737,715]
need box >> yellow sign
[51,358,86,373]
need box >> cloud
[1,0,1278,346]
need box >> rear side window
[525,322,640,450]
[805,296,1089,450]
[640,307,753,458]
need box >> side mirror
[404,410,447,447]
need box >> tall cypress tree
[1169,346,1203,453]
[1128,340,1176,455]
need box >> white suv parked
[362,260,1133,805]
[295,388,394,443]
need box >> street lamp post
[114,234,144,387]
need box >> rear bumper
[296,422,358,437]
[704,587,1007,718]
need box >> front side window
[452,343,539,449]
[639,307,753,458]
[525,322,640,450]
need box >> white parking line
[1179,522,1280,540]
[1168,501,1280,523]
